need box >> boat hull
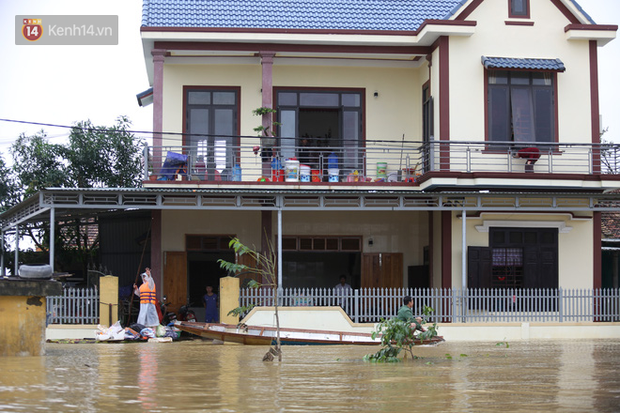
[174,321,444,346]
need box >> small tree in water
[218,237,282,362]
[364,306,439,362]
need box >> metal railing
[143,140,620,184]
[46,287,99,325]
[239,287,620,324]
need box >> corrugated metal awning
[481,56,566,72]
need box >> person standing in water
[203,285,219,323]
[133,267,159,328]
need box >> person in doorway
[133,267,159,328]
[203,285,219,323]
[334,275,352,311]
[396,295,426,332]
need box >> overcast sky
[0,0,618,160]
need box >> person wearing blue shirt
[203,285,219,323]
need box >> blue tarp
[159,151,188,180]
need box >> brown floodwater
[0,339,619,412]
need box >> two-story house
[1,0,619,320]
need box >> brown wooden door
[163,251,187,313]
[361,253,403,288]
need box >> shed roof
[481,56,566,72]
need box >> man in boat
[396,296,426,332]
[133,268,159,328]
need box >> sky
[0,0,618,161]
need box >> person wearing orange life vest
[133,267,160,328]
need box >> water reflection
[0,339,618,412]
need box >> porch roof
[2,187,620,231]
[141,0,466,31]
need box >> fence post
[220,276,240,324]
[99,275,117,327]
[354,289,359,323]
[558,288,563,323]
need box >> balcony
[142,139,620,189]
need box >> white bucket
[328,168,339,182]
[285,159,300,182]
[300,164,311,182]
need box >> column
[259,51,276,177]
[151,49,166,168]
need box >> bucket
[285,159,300,182]
[311,170,321,182]
[328,168,339,182]
[300,164,311,182]
[376,162,387,179]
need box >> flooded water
[0,339,619,412]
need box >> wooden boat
[174,321,445,346]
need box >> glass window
[299,93,339,107]
[278,93,297,106]
[510,0,528,17]
[487,70,555,143]
[185,88,238,180]
[342,94,360,107]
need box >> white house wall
[449,0,593,143]
[450,212,594,289]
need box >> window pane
[299,93,339,107]
[489,70,508,85]
[213,92,235,105]
[214,109,233,136]
[343,111,360,170]
[342,94,360,107]
[532,72,552,86]
[511,0,528,16]
[510,72,530,85]
[278,92,297,106]
[488,86,511,141]
[188,91,211,105]
[511,87,535,142]
[492,230,505,244]
[189,108,209,146]
[280,110,297,159]
[524,232,537,244]
[533,88,554,142]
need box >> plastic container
[376,162,387,179]
[328,152,338,170]
[328,168,339,182]
[300,164,311,182]
[311,170,321,182]
[232,164,242,181]
[271,158,284,182]
[285,158,300,182]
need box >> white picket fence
[46,287,99,325]
[240,287,620,324]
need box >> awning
[481,56,566,72]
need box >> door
[361,253,403,289]
[163,251,187,313]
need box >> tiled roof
[481,56,566,72]
[141,0,467,31]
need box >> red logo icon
[22,19,43,41]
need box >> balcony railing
[143,139,620,184]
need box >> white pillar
[462,209,467,290]
[277,208,283,289]
[14,225,19,276]
[0,230,4,277]
[49,207,55,272]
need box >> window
[468,227,558,290]
[509,0,529,18]
[185,88,239,180]
[487,70,555,143]
[275,89,363,173]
